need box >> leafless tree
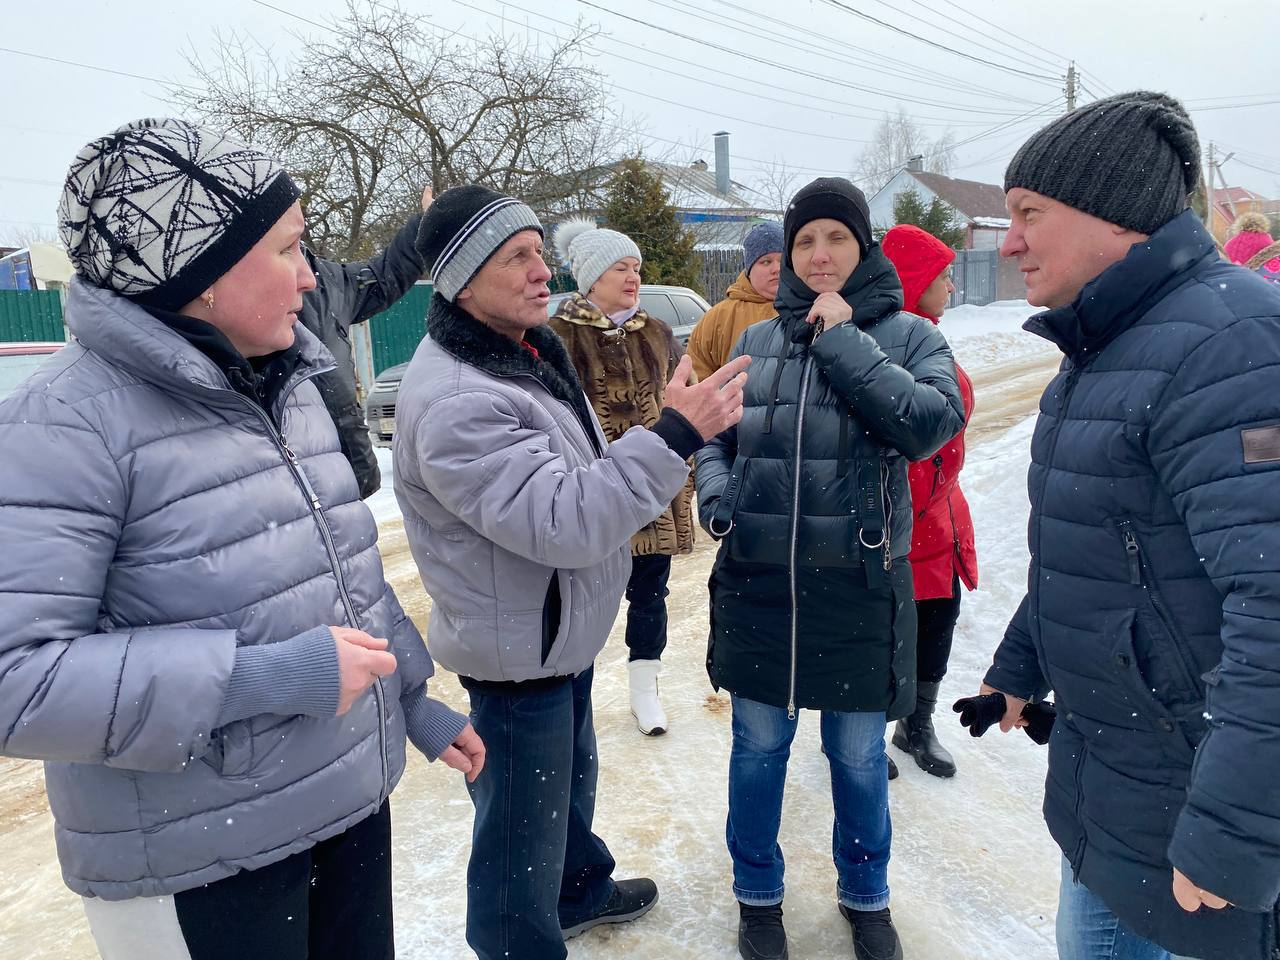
[1,224,61,249]
[750,157,802,215]
[852,107,957,195]
[172,1,619,260]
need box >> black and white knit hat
[1004,91,1201,234]
[58,118,301,311]
[416,185,544,302]
[552,218,642,295]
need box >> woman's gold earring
[203,292,215,311]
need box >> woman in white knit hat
[548,218,695,736]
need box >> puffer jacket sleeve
[1151,317,1280,912]
[410,390,690,569]
[319,213,425,327]
[984,593,1050,701]
[693,334,746,534]
[810,315,964,461]
[0,391,237,772]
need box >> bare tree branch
[851,107,957,195]
[171,0,618,259]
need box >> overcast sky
[2,0,1276,246]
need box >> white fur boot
[628,659,668,736]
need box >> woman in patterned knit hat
[0,118,481,960]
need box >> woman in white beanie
[548,218,694,736]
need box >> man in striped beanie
[395,185,751,960]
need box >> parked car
[0,342,63,401]
[365,360,408,448]
[366,285,711,448]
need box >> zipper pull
[883,541,893,572]
[280,435,300,466]
[1122,530,1142,585]
[787,700,796,721]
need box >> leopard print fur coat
[548,292,695,556]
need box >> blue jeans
[1058,858,1198,960]
[464,668,616,960]
[727,695,891,911]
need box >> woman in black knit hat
[694,177,964,960]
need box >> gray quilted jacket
[0,280,442,900]
[394,296,691,682]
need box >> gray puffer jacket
[394,295,691,682]
[0,280,445,900]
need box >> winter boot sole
[562,889,659,939]
[631,709,667,736]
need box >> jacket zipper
[1116,520,1200,695]
[918,453,944,520]
[233,386,391,801]
[1071,739,1088,880]
[786,353,815,720]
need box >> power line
[1188,98,1280,113]
[814,0,1061,84]
[607,0,1037,113]
[929,0,1071,68]
[702,0,1040,105]
[571,0,1041,116]
[1230,158,1280,178]
[859,0,1067,75]
[450,0,1022,127]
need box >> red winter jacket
[882,225,978,600]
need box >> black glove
[1021,700,1056,745]
[953,693,1057,745]
[952,692,1006,737]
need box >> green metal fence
[0,290,65,342]
[367,283,431,374]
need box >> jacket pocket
[1112,519,1201,699]
[541,572,562,666]
[1109,609,1196,762]
[201,720,254,777]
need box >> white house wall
[867,170,937,231]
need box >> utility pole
[1065,61,1076,112]
[1205,141,1239,236]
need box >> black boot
[840,904,904,960]
[891,680,956,778]
[887,755,899,780]
[738,903,789,960]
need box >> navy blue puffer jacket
[986,210,1280,959]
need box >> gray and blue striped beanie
[416,185,543,302]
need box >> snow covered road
[0,303,1065,960]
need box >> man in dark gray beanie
[975,92,1280,960]
[393,185,751,960]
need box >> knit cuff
[216,626,340,727]
[402,685,469,761]
[651,408,704,461]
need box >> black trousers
[915,576,962,685]
[625,553,672,661]
[172,802,394,960]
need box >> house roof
[907,171,1010,221]
[642,160,774,213]
[1211,185,1272,226]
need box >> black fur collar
[426,293,601,454]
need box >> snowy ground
[0,301,1066,960]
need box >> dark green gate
[368,283,431,374]
[0,290,65,342]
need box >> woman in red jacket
[882,224,978,779]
